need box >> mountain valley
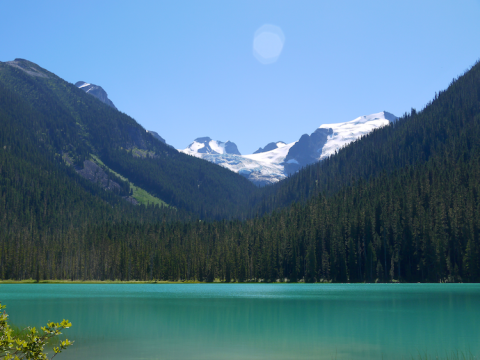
[74,76,398,187]
[1,57,480,284]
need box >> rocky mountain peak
[183,137,241,156]
[75,81,117,110]
[253,141,287,154]
[146,130,166,144]
[5,59,49,78]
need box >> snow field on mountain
[179,111,396,185]
[244,142,295,166]
[209,140,226,154]
[318,111,395,160]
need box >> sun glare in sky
[253,24,285,65]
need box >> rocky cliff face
[253,141,286,154]
[75,81,117,110]
[77,160,122,192]
[283,128,333,174]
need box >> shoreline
[0,280,469,284]
[0,279,204,284]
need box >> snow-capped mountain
[283,111,397,174]
[184,111,397,186]
[317,111,397,160]
[183,137,241,156]
[75,81,117,110]
[253,141,287,154]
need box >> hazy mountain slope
[0,59,257,219]
[146,130,166,144]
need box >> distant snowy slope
[283,111,397,174]
[180,111,396,186]
[180,137,286,186]
[253,141,287,154]
[318,111,397,160]
[183,137,241,156]
[199,153,289,186]
[244,142,295,169]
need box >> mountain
[253,141,286,154]
[2,55,480,283]
[9,56,480,283]
[75,81,169,146]
[146,130,166,144]
[254,64,480,215]
[0,59,257,220]
[182,137,241,156]
[181,111,397,186]
[180,137,288,186]
[75,81,117,110]
[283,111,397,174]
[0,61,182,241]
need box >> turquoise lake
[1,284,479,359]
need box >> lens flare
[253,24,285,65]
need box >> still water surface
[1,284,479,359]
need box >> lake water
[1,284,479,359]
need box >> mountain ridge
[2,56,480,283]
[182,137,241,156]
[75,81,118,110]
[0,58,258,219]
[253,141,287,154]
[181,111,397,185]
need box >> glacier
[180,111,397,186]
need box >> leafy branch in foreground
[0,303,73,360]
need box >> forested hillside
[1,59,480,282]
[255,61,480,214]
[0,77,184,231]
[0,59,258,220]
[3,145,479,282]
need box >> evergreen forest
[1,58,480,282]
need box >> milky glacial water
[1,284,479,359]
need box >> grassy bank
[0,279,204,284]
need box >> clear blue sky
[2,0,480,154]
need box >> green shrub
[0,302,73,359]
